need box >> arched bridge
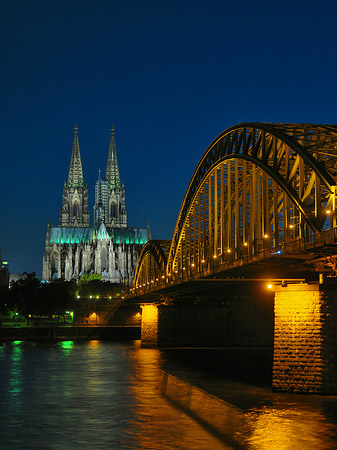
[133,123,337,295]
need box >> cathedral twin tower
[59,124,126,229]
[42,124,149,283]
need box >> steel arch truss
[133,240,171,289]
[167,123,337,276]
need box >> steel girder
[167,123,337,276]
[133,240,170,289]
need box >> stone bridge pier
[273,283,337,394]
[141,282,337,394]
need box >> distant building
[9,272,29,284]
[42,124,150,284]
[0,249,9,286]
[0,268,9,287]
[0,260,9,270]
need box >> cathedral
[42,124,150,284]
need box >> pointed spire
[67,123,84,188]
[147,221,152,241]
[97,168,103,204]
[94,168,106,227]
[97,168,105,222]
[105,124,121,188]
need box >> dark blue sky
[1,0,337,277]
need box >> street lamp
[91,312,97,325]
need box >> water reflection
[127,346,337,449]
[0,341,336,449]
[126,346,229,449]
[9,341,23,399]
[58,340,74,352]
[244,405,337,450]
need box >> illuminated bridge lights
[132,123,337,292]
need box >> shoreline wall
[0,325,141,341]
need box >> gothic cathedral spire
[105,125,121,188]
[106,125,127,227]
[59,124,90,227]
[94,168,105,227]
[67,123,84,188]
[94,125,127,228]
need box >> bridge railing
[283,227,337,253]
[130,227,337,296]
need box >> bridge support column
[273,283,337,394]
[141,304,159,347]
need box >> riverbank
[0,325,141,341]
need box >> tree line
[0,273,124,324]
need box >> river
[0,340,336,449]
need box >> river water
[1,340,337,449]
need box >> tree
[77,278,122,298]
[5,276,76,324]
[0,285,10,316]
[39,280,76,322]
[8,273,40,322]
[78,273,103,286]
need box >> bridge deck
[131,227,337,301]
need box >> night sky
[1,0,337,277]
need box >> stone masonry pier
[141,282,337,394]
[273,283,337,394]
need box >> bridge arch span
[167,123,337,276]
[133,240,171,289]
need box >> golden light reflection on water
[1,341,337,449]
[126,346,337,450]
[126,347,231,450]
[244,405,337,450]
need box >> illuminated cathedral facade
[42,124,150,284]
